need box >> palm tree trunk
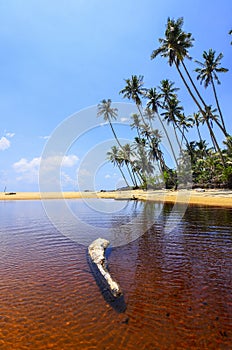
[211,79,227,133]
[173,125,182,151]
[174,59,225,167]
[177,124,190,149]
[181,60,208,108]
[157,111,178,166]
[182,60,228,138]
[109,121,123,149]
[174,59,204,113]
[116,161,130,187]
[205,119,226,167]
[137,104,149,127]
[131,168,139,187]
[196,123,203,143]
[125,162,136,186]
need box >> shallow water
[0,199,231,349]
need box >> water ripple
[0,200,231,349]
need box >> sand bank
[1,189,232,207]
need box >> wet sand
[1,189,232,207]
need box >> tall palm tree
[119,144,138,187]
[151,18,208,124]
[146,85,178,165]
[151,17,225,166]
[119,75,147,123]
[106,146,130,187]
[195,49,228,132]
[151,18,203,106]
[97,99,122,148]
[177,113,192,147]
[161,96,183,150]
[149,129,166,173]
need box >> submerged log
[88,238,122,298]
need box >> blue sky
[0,0,231,191]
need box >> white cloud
[13,154,79,184]
[6,132,15,138]
[77,168,91,177]
[0,136,10,151]
[13,157,40,183]
[120,117,129,122]
[40,135,50,140]
[105,174,111,179]
[100,122,108,127]
[62,155,79,167]
[13,157,41,173]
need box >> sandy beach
[0,189,232,207]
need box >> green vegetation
[97,18,232,189]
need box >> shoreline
[0,189,232,208]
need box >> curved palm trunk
[196,123,203,143]
[109,120,123,149]
[116,161,130,187]
[125,162,136,186]
[182,60,228,138]
[131,169,139,187]
[181,60,207,109]
[137,104,149,127]
[157,111,178,166]
[176,124,190,149]
[211,79,227,133]
[174,59,204,114]
[174,59,225,167]
[135,169,145,186]
[205,118,226,167]
[173,125,182,151]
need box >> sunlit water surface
[0,199,231,349]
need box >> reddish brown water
[0,200,231,349]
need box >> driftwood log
[88,238,122,298]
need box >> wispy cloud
[0,136,11,151]
[13,157,41,183]
[61,171,76,188]
[5,132,15,138]
[39,135,50,140]
[120,117,129,122]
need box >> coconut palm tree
[97,99,122,148]
[106,146,130,187]
[151,18,210,125]
[177,113,193,148]
[151,17,225,166]
[119,144,138,187]
[130,113,142,137]
[145,85,178,165]
[195,49,228,133]
[119,75,147,124]
[149,129,166,172]
[161,96,183,149]
[151,18,204,107]
[158,79,179,106]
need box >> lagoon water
[0,199,231,349]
